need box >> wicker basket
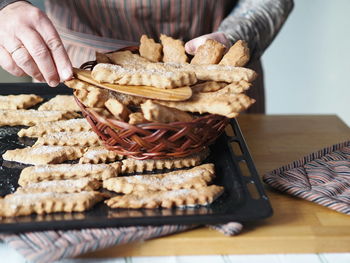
[74,47,229,159]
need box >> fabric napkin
[0,222,242,262]
[263,141,350,215]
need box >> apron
[46,0,264,113]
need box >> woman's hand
[185,32,231,55]
[0,1,72,86]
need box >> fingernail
[49,80,59,87]
[60,68,73,81]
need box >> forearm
[218,0,294,60]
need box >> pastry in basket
[17,118,91,137]
[139,34,163,62]
[219,40,250,67]
[191,81,227,93]
[15,178,101,194]
[2,145,85,165]
[0,191,105,217]
[160,34,188,63]
[141,100,193,123]
[38,95,81,112]
[121,148,209,173]
[0,109,79,126]
[104,163,215,194]
[128,112,148,125]
[18,162,121,186]
[104,98,130,121]
[0,94,43,110]
[105,185,224,209]
[33,131,101,147]
[190,39,226,65]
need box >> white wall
[262,0,350,126]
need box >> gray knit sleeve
[218,0,294,60]
[0,0,30,10]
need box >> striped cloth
[0,223,242,262]
[263,141,350,215]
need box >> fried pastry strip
[190,39,226,65]
[38,95,81,112]
[0,94,43,109]
[128,112,148,125]
[15,178,101,194]
[2,146,84,165]
[121,149,209,173]
[0,109,79,126]
[160,34,188,63]
[105,185,224,209]
[33,131,101,147]
[158,81,254,118]
[219,40,250,67]
[185,64,257,83]
[0,191,104,217]
[191,81,227,93]
[141,100,193,123]
[74,86,109,108]
[104,98,130,121]
[96,51,111,64]
[91,63,196,89]
[79,146,124,164]
[104,163,215,194]
[139,35,163,62]
[18,162,121,186]
[17,119,91,137]
[106,50,150,66]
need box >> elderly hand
[185,32,231,55]
[0,1,72,87]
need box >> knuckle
[46,38,63,51]
[13,51,32,68]
[31,47,49,58]
[28,8,45,21]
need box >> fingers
[0,45,26,77]
[185,32,230,55]
[36,15,73,81]
[19,29,60,86]
[2,39,45,82]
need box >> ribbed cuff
[0,0,30,11]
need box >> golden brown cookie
[38,95,81,112]
[79,146,124,164]
[139,35,163,62]
[160,34,188,63]
[190,39,226,65]
[33,131,101,147]
[141,100,193,123]
[219,40,250,67]
[2,146,84,165]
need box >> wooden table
[83,115,350,258]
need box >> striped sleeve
[217,0,294,60]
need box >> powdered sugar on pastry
[18,162,121,186]
[105,185,224,209]
[0,109,79,126]
[2,146,84,165]
[18,119,91,137]
[121,148,209,173]
[0,191,105,217]
[34,131,101,147]
[15,178,101,194]
[190,39,226,65]
[38,95,81,112]
[104,163,215,194]
[79,146,124,164]
[0,94,43,109]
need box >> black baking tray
[0,83,272,233]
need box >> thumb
[185,36,208,55]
